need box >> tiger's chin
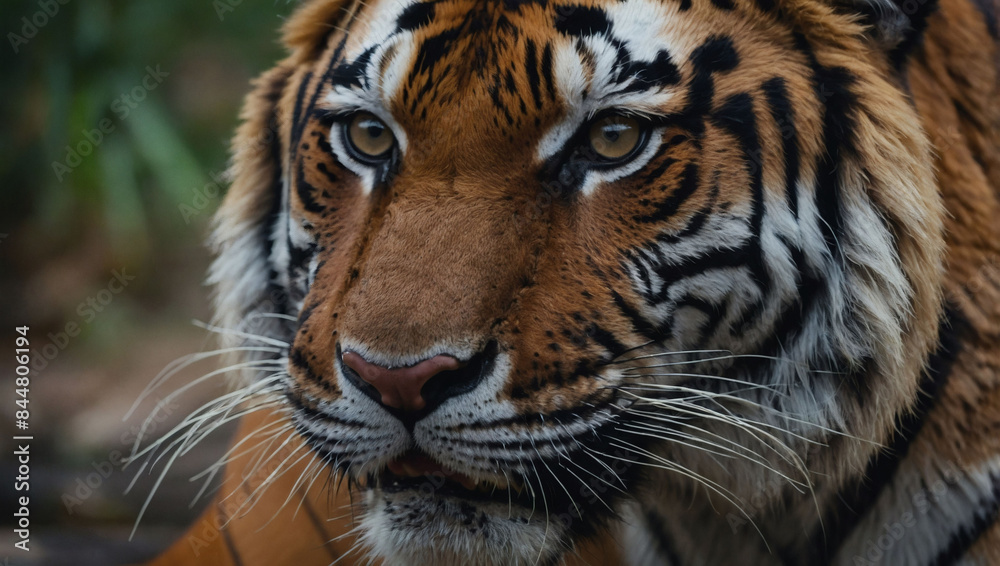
[356,467,569,566]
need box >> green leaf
[98,136,149,254]
[125,98,207,205]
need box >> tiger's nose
[341,351,460,413]
[339,344,496,416]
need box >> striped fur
[146,0,1000,564]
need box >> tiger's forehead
[341,0,696,55]
[318,0,737,159]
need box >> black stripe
[676,294,729,345]
[654,175,717,244]
[649,246,753,304]
[316,162,340,186]
[633,162,700,224]
[460,401,610,432]
[488,71,516,124]
[290,347,337,393]
[291,71,315,147]
[930,471,1000,566]
[540,42,556,100]
[691,36,740,76]
[248,69,295,311]
[292,28,351,159]
[218,502,245,566]
[621,50,681,91]
[644,136,688,185]
[645,509,685,565]
[408,25,464,87]
[733,236,823,364]
[262,164,286,308]
[586,322,630,359]
[711,92,768,287]
[969,0,999,38]
[761,77,800,218]
[296,162,327,214]
[888,0,939,68]
[656,205,709,244]
[505,68,518,96]
[330,45,378,88]
[286,392,369,429]
[525,38,544,109]
[309,118,335,153]
[554,5,611,37]
[680,36,740,139]
[644,157,679,185]
[624,245,659,300]
[396,0,436,31]
[798,32,857,260]
[807,305,968,563]
[288,242,317,287]
[611,289,664,342]
[297,301,319,325]
[300,491,341,561]
[503,0,550,10]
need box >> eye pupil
[588,115,643,161]
[346,112,395,160]
[362,120,385,139]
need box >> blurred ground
[0,245,234,566]
[0,0,295,563]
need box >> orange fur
[146,0,999,563]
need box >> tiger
[139,0,1000,564]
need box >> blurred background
[0,1,296,563]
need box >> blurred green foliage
[0,0,295,262]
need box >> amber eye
[588,115,643,161]
[345,112,395,160]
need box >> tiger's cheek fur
[294,0,931,525]
[195,0,990,563]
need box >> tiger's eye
[588,115,642,160]
[347,112,394,158]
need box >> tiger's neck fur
[624,0,1000,563]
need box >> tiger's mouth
[362,449,532,507]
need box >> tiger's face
[211,0,945,563]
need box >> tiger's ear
[837,0,939,63]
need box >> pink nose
[342,351,461,413]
